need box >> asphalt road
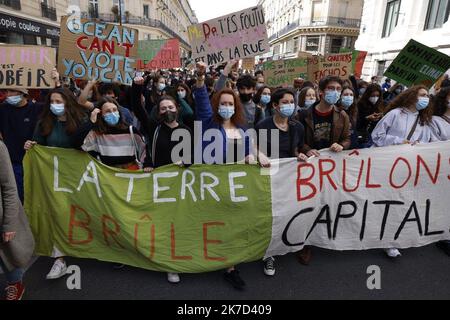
[3,244,449,300]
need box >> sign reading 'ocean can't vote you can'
[188,6,270,66]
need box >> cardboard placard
[242,57,255,71]
[263,57,308,87]
[384,39,450,88]
[58,16,138,86]
[0,45,56,89]
[188,6,269,66]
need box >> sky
[189,0,259,22]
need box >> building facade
[0,0,198,61]
[259,0,363,60]
[355,0,450,81]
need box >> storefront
[0,12,60,47]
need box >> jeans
[12,163,24,204]
[0,257,24,284]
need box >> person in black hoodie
[356,84,384,148]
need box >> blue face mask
[304,99,316,109]
[416,97,429,111]
[6,95,23,106]
[218,105,235,120]
[279,103,295,118]
[260,95,271,105]
[324,90,341,105]
[341,96,354,109]
[50,103,65,116]
[359,88,366,96]
[158,83,166,91]
[103,112,120,126]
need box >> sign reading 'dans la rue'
[188,6,270,66]
[58,16,138,86]
[0,45,56,89]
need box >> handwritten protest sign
[305,53,353,82]
[25,142,450,273]
[188,6,269,66]
[263,57,308,87]
[384,39,450,88]
[58,16,138,86]
[353,50,367,79]
[0,45,56,89]
[137,39,180,70]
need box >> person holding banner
[338,86,359,149]
[0,139,35,300]
[430,87,450,256]
[254,86,273,125]
[255,88,308,275]
[23,87,92,280]
[0,70,60,203]
[371,85,437,258]
[356,84,384,148]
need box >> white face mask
[369,97,379,105]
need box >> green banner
[384,39,450,88]
[24,146,272,273]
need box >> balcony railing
[41,3,57,21]
[0,0,21,10]
[268,16,361,42]
[80,12,190,49]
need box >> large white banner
[266,141,450,258]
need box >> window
[306,36,320,52]
[382,0,401,38]
[312,1,325,23]
[293,37,299,53]
[424,0,450,30]
[89,0,99,18]
[143,5,149,19]
[377,61,386,77]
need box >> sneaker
[436,241,450,257]
[224,270,246,290]
[46,259,67,280]
[297,246,312,265]
[5,282,25,300]
[385,248,402,258]
[167,273,180,284]
[263,257,275,276]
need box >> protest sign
[58,16,138,86]
[25,142,450,273]
[384,39,450,88]
[353,50,367,79]
[263,57,308,87]
[0,45,56,89]
[188,6,269,66]
[137,39,180,70]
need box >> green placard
[384,39,450,88]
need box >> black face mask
[240,93,253,103]
[163,111,178,123]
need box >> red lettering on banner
[120,43,132,57]
[76,36,88,50]
[102,215,124,248]
[389,157,412,189]
[203,222,227,262]
[342,159,365,192]
[319,159,338,191]
[89,37,101,51]
[365,157,382,189]
[297,163,317,202]
[68,205,93,245]
[171,223,192,260]
[414,154,441,186]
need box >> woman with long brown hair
[357,84,385,147]
[372,85,438,259]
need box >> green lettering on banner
[384,39,450,88]
[24,146,272,274]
